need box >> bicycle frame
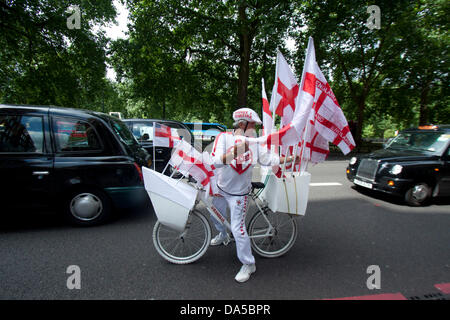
[162,164,278,240]
[197,190,275,240]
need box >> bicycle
[152,181,299,264]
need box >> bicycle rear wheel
[248,210,298,258]
[153,210,211,264]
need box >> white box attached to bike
[142,167,198,232]
[259,171,311,215]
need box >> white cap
[232,107,262,124]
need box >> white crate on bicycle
[142,167,198,232]
[259,171,311,215]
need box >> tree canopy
[0,0,116,111]
[1,0,448,143]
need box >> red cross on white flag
[169,140,218,196]
[292,37,355,162]
[154,122,181,148]
[261,78,272,136]
[269,51,300,128]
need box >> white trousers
[211,191,255,265]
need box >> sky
[103,0,129,40]
[100,0,129,80]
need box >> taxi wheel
[64,187,112,226]
[404,183,432,206]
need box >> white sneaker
[235,264,256,283]
[210,233,230,246]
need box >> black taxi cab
[346,125,450,206]
[0,104,151,226]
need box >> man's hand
[281,155,301,164]
[221,141,249,164]
[234,141,249,155]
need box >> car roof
[184,122,225,126]
[0,104,112,121]
[183,122,227,130]
[123,118,187,125]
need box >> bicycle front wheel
[153,210,211,264]
[248,210,298,258]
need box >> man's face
[238,121,257,137]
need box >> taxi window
[130,122,154,141]
[130,122,192,144]
[53,118,102,152]
[387,132,449,153]
[0,115,44,153]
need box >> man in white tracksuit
[210,107,296,282]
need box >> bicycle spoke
[276,218,293,230]
[249,209,298,258]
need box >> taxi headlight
[390,164,403,175]
[349,157,357,165]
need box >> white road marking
[310,182,343,186]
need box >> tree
[383,0,449,125]
[293,0,426,145]
[110,0,295,125]
[0,0,116,110]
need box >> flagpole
[162,160,170,176]
[281,147,290,179]
[299,124,309,174]
[270,50,280,129]
[153,124,156,171]
[291,143,298,174]
[297,37,314,174]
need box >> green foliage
[292,0,449,141]
[110,0,295,126]
[0,0,116,109]
[1,0,448,143]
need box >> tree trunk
[419,83,430,125]
[355,96,366,149]
[236,3,252,108]
[162,98,166,119]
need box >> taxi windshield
[386,131,450,154]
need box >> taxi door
[0,108,54,208]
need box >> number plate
[354,179,373,189]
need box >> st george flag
[293,37,355,163]
[261,78,272,136]
[169,139,218,196]
[153,122,180,148]
[269,51,300,129]
[163,37,355,187]
[265,52,301,174]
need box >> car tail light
[134,163,143,182]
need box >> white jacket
[212,132,280,195]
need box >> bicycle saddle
[251,182,265,189]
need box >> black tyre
[248,210,298,258]
[64,187,113,226]
[153,210,211,264]
[404,183,432,206]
